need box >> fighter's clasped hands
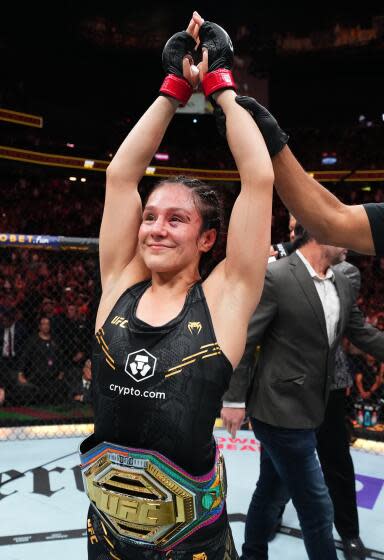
[160,11,290,158]
[159,11,236,106]
[183,12,205,90]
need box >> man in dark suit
[221,229,384,560]
[317,260,366,560]
[0,308,27,402]
[71,358,93,405]
[263,259,377,560]
[269,223,376,559]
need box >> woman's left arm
[205,89,274,320]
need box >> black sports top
[92,280,233,476]
[364,202,384,257]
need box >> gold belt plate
[84,453,196,545]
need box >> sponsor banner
[0,233,99,252]
[217,435,261,453]
[0,233,59,247]
[109,383,166,400]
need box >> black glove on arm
[162,31,196,77]
[215,95,289,157]
[159,31,196,106]
[199,21,236,97]
[200,21,234,71]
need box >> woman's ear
[199,228,217,253]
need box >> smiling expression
[138,183,216,274]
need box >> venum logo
[188,321,202,335]
[124,349,157,383]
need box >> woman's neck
[136,271,201,327]
[150,270,201,295]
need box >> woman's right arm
[99,13,202,294]
[100,95,178,294]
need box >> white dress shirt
[2,324,15,358]
[223,250,341,408]
[296,250,340,346]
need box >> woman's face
[138,183,212,274]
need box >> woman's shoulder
[96,279,150,332]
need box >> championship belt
[79,438,226,550]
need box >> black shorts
[87,505,239,560]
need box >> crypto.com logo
[124,349,157,383]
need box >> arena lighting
[66,142,75,148]
[321,151,337,165]
[154,152,169,161]
[361,186,372,191]
[358,114,366,122]
[80,177,86,182]
[69,176,77,181]
[322,156,337,165]
[84,159,95,169]
[146,166,156,174]
[382,114,384,121]
[193,118,198,124]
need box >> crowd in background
[1,7,383,441]
[1,143,384,238]
[0,249,98,408]
[0,174,383,428]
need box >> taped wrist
[202,69,236,97]
[159,75,193,106]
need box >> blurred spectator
[376,314,384,331]
[0,277,25,309]
[72,358,93,404]
[40,297,56,320]
[353,353,383,403]
[0,307,27,402]
[17,316,66,404]
[54,303,92,382]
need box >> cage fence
[0,235,383,442]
